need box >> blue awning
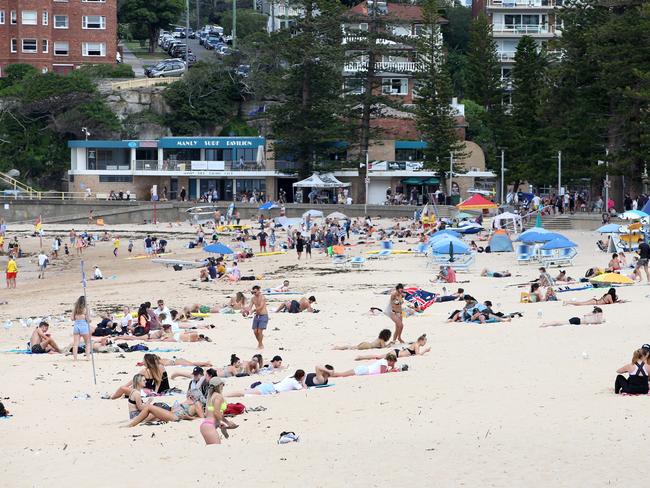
[159,137,264,149]
[395,140,426,149]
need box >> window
[22,39,37,53]
[235,179,266,194]
[10,39,17,53]
[22,11,37,25]
[82,15,105,29]
[82,42,105,56]
[42,39,48,53]
[205,149,233,161]
[99,175,133,183]
[236,148,257,162]
[43,11,48,26]
[54,15,68,28]
[53,41,69,56]
[344,78,364,95]
[413,24,424,36]
[0,11,5,25]
[382,78,408,96]
[10,11,17,24]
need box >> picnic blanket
[403,287,438,311]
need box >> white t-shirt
[121,315,132,330]
[154,306,170,317]
[368,359,388,375]
[38,254,48,266]
[273,376,303,393]
[94,268,103,278]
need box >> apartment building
[0,0,117,75]
[473,0,562,83]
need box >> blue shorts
[73,319,90,335]
[252,314,268,330]
[254,383,276,395]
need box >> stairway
[522,214,574,230]
[0,171,40,198]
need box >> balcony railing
[487,0,563,7]
[133,159,267,172]
[498,51,517,62]
[342,35,415,46]
[492,23,557,35]
[344,61,418,73]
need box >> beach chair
[350,256,366,269]
[516,244,532,265]
[415,243,429,256]
[377,249,392,259]
[447,253,475,271]
[332,254,349,268]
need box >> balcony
[344,61,418,73]
[132,159,267,172]
[491,23,558,36]
[487,0,563,8]
[498,51,517,62]
[342,35,416,46]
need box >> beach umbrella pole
[80,260,97,385]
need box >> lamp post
[232,0,237,49]
[185,0,190,73]
[557,150,562,195]
[448,152,453,202]
[500,149,505,204]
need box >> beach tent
[203,243,234,254]
[292,173,351,188]
[429,229,461,240]
[277,216,302,228]
[541,236,578,250]
[327,211,347,220]
[457,194,498,210]
[488,231,514,252]
[493,212,522,232]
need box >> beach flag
[403,287,437,311]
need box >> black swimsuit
[305,373,327,387]
[144,371,170,393]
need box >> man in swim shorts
[248,285,268,349]
[30,321,60,354]
[275,296,316,313]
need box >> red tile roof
[348,1,424,21]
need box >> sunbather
[480,269,511,278]
[540,307,604,327]
[29,321,60,354]
[226,369,306,396]
[333,329,393,350]
[275,296,317,313]
[563,288,626,306]
[355,334,430,359]
[332,353,400,377]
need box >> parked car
[235,64,250,77]
[172,27,184,38]
[215,45,232,56]
[143,58,183,76]
[204,37,221,50]
[146,60,186,78]
[167,41,186,55]
[170,44,189,57]
[198,31,208,45]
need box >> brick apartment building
[0,0,117,75]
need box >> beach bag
[224,403,246,416]
[128,344,149,352]
[278,431,299,444]
[153,402,171,411]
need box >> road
[186,37,215,63]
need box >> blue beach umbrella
[541,237,578,250]
[203,243,234,254]
[596,224,622,233]
[430,236,470,255]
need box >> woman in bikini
[564,287,624,306]
[200,377,228,445]
[220,292,247,312]
[71,296,92,361]
[333,329,393,350]
[354,334,431,360]
[110,354,171,399]
[388,284,405,343]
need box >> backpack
[128,344,149,352]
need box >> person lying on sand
[265,280,290,293]
[563,288,626,306]
[480,269,511,278]
[435,288,465,302]
[447,295,478,322]
[275,296,317,313]
[159,323,212,342]
[304,365,334,387]
[331,353,402,377]
[226,369,306,397]
[614,348,649,395]
[333,329,393,350]
[540,307,604,327]
[555,270,574,282]
[30,321,60,354]
[470,301,512,323]
[355,334,430,360]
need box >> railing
[110,78,178,90]
[133,160,267,172]
[487,0,562,7]
[498,51,517,62]
[342,35,415,45]
[492,23,556,34]
[344,61,418,72]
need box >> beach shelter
[327,211,347,220]
[303,209,324,218]
[620,210,649,220]
[455,222,483,234]
[518,231,565,243]
[429,229,461,240]
[541,236,578,250]
[457,194,498,210]
[590,273,634,285]
[292,173,350,189]
[277,216,302,228]
[203,243,234,254]
[430,236,470,255]
[488,230,514,252]
[596,224,623,233]
[493,212,523,232]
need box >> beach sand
[0,221,647,487]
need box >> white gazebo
[492,212,523,232]
[293,173,351,204]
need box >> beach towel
[403,287,438,311]
[555,284,594,293]
[2,348,32,354]
[147,348,182,353]
[468,318,500,324]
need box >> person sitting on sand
[563,287,625,306]
[555,270,573,282]
[447,295,478,322]
[480,269,511,278]
[219,292,247,313]
[110,353,171,399]
[470,301,512,323]
[226,369,306,397]
[333,329,393,350]
[431,266,456,284]
[332,352,401,377]
[355,334,431,360]
[200,261,218,282]
[222,262,241,282]
[614,348,649,395]
[275,296,317,314]
[29,321,60,354]
[607,253,622,272]
[540,307,604,327]
[529,283,544,303]
[536,267,555,287]
[304,365,334,387]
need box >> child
[64,243,70,256]
[113,237,120,257]
[128,239,134,253]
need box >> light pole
[500,149,505,204]
[185,0,190,73]
[232,0,237,49]
[557,150,562,195]
[364,150,369,217]
[448,152,453,202]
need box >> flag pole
[80,260,97,385]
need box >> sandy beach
[1,218,648,488]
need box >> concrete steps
[523,215,574,230]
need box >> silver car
[147,61,185,78]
